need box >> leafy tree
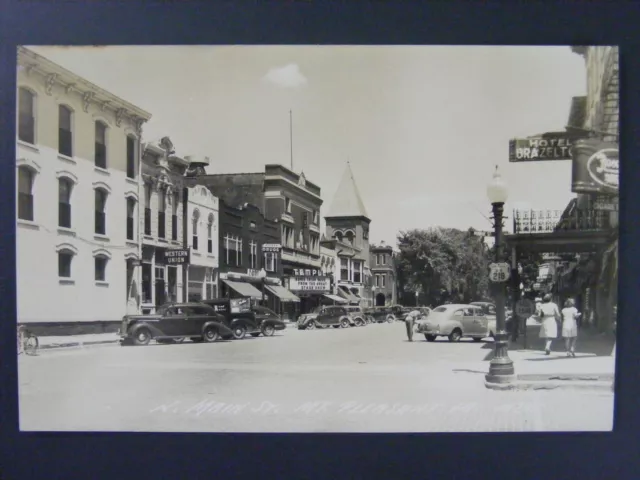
[395,227,490,306]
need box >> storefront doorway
[154,266,166,307]
[375,293,386,306]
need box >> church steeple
[326,162,369,220]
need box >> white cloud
[263,63,308,88]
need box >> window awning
[338,287,359,304]
[324,294,347,304]
[265,285,300,303]
[222,279,262,299]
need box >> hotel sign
[509,132,579,162]
[288,276,330,293]
[161,248,190,265]
[571,139,619,194]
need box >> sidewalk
[36,333,120,350]
[478,323,616,391]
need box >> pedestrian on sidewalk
[404,309,421,342]
[561,298,581,357]
[537,293,561,355]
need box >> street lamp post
[258,268,267,307]
[485,166,516,387]
[415,290,419,307]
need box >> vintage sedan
[200,299,285,339]
[470,301,513,338]
[369,306,399,323]
[415,304,489,342]
[343,306,368,326]
[250,306,287,336]
[120,303,232,346]
[297,306,352,330]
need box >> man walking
[405,309,421,342]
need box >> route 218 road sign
[488,262,511,283]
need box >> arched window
[17,166,35,221]
[58,248,75,278]
[126,197,136,241]
[58,177,73,228]
[192,209,200,250]
[18,87,36,144]
[126,134,136,179]
[345,230,355,245]
[335,231,343,242]
[95,121,107,169]
[207,213,214,253]
[95,188,108,235]
[58,105,73,157]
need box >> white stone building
[16,47,151,331]
[185,171,220,302]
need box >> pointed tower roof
[326,162,369,220]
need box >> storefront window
[249,240,257,269]
[264,252,276,272]
[142,262,152,304]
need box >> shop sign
[262,244,282,252]
[230,298,251,313]
[292,268,322,277]
[289,276,330,293]
[509,132,578,162]
[571,139,619,194]
[161,248,190,265]
[593,195,619,212]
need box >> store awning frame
[324,294,347,304]
[222,279,262,299]
[265,285,300,303]
[337,286,360,304]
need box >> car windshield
[312,306,323,313]
[433,306,448,313]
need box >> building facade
[193,165,325,318]
[16,47,151,333]
[139,137,189,313]
[324,163,373,307]
[185,180,219,302]
[369,241,397,307]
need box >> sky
[28,46,586,247]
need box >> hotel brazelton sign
[509,132,578,162]
[288,276,330,293]
[571,139,619,194]
[161,248,191,265]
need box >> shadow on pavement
[452,368,486,375]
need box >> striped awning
[324,294,347,304]
[222,280,262,299]
[265,285,300,303]
[337,286,359,304]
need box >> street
[18,322,614,433]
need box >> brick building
[324,163,373,307]
[192,165,324,318]
[369,241,397,307]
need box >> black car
[200,298,285,339]
[369,306,402,323]
[120,303,232,346]
[298,305,352,330]
[343,306,367,326]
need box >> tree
[395,227,491,306]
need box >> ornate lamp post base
[485,331,517,388]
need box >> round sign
[515,298,535,318]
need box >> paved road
[18,322,614,432]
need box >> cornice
[18,47,152,128]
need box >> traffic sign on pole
[488,262,510,283]
[515,298,535,318]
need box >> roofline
[324,215,371,223]
[265,164,321,190]
[18,46,152,122]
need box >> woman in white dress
[537,293,561,355]
[561,298,581,357]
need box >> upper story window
[340,257,349,281]
[352,260,362,284]
[95,121,107,169]
[95,188,108,235]
[58,177,73,229]
[172,191,179,241]
[335,231,343,242]
[18,87,36,144]
[126,135,136,179]
[192,209,200,250]
[58,105,73,157]
[144,183,152,236]
[207,213,214,254]
[313,210,319,225]
[126,197,136,241]
[264,251,276,272]
[345,231,355,246]
[58,248,75,278]
[158,190,166,239]
[17,166,35,221]
[249,240,257,269]
[285,197,291,213]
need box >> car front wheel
[306,321,316,330]
[133,328,151,346]
[448,329,462,342]
[425,334,437,342]
[233,325,247,340]
[387,314,395,323]
[340,318,350,328]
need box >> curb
[39,339,119,351]
[485,373,614,392]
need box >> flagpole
[289,109,293,171]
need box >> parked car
[415,304,489,342]
[297,305,352,330]
[250,305,287,337]
[200,298,285,339]
[362,307,376,324]
[343,306,367,326]
[369,305,403,323]
[470,301,513,338]
[119,303,232,346]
